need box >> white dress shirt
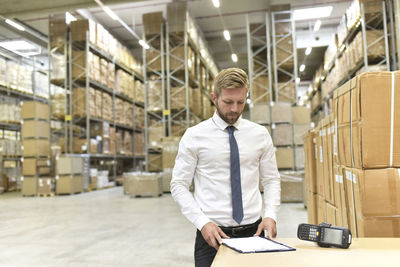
[170,112,281,231]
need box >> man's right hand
[201,222,230,250]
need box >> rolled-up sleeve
[259,132,281,222]
[170,128,211,230]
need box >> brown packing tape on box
[334,71,400,168]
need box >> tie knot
[227,126,235,134]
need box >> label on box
[333,133,337,156]
[345,171,356,183]
[335,174,343,184]
[314,144,318,160]
[319,146,323,162]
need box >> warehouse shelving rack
[313,0,395,121]
[246,13,273,122]
[49,24,145,186]
[271,9,298,104]
[142,24,166,172]
[0,50,49,193]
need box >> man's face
[211,87,247,125]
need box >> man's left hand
[254,217,277,239]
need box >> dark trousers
[194,218,264,267]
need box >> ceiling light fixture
[103,6,118,20]
[223,30,231,41]
[5,19,25,31]
[139,40,150,50]
[299,64,306,72]
[313,20,322,32]
[296,77,301,84]
[293,6,333,21]
[212,0,220,8]
[65,12,77,25]
[231,53,238,62]
[305,46,312,55]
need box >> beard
[215,104,241,125]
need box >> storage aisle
[0,189,306,266]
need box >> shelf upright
[246,12,273,122]
[143,24,166,172]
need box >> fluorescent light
[246,99,251,104]
[0,40,36,51]
[293,6,333,21]
[299,64,306,72]
[103,6,118,20]
[5,19,25,31]
[139,40,150,49]
[200,49,206,57]
[231,53,238,62]
[296,77,301,84]
[65,12,77,25]
[314,20,322,31]
[308,85,313,94]
[212,0,220,8]
[305,46,312,55]
[223,30,231,41]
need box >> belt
[219,218,262,236]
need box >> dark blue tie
[227,126,244,224]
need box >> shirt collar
[212,111,242,131]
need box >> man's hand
[254,217,277,239]
[201,222,230,250]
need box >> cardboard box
[333,165,348,228]
[162,168,172,192]
[56,175,83,194]
[167,1,187,33]
[22,177,37,196]
[21,101,49,120]
[292,106,310,124]
[161,136,180,169]
[293,124,310,145]
[22,120,50,139]
[334,71,400,168]
[272,124,293,146]
[317,194,327,224]
[277,82,296,103]
[57,156,83,175]
[149,153,163,172]
[303,130,317,193]
[275,147,294,169]
[315,125,325,198]
[251,75,271,104]
[326,202,337,226]
[70,19,96,44]
[251,104,270,124]
[148,126,164,147]
[142,12,164,35]
[38,178,54,195]
[320,116,335,205]
[357,216,400,237]
[281,177,303,202]
[271,102,292,123]
[126,172,162,197]
[22,158,51,176]
[306,190,318,225]
[294,147,305,170]
[22,139,50,157]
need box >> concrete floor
[0,187,307,267]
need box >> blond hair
[213,68,249,97]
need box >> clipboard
[221,236,296,253]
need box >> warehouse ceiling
[0,0,351,82]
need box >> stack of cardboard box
[55,156,83,194]
[124,172,162,197]
[304,71,400,237]
[161,136,180,192]
[21,102,53,196]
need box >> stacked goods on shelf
[134,132,145,156]
[89,169,113,190]
[70,19,142,75]
[123,172,162,197]
[191,88,203,118]
[292,106,310,170]
[50,84,66,120]
[202,95,214,120]
[21,101,53,196]
[0,131,21,158]
[271,102,294,170]
[148,119,164,148]
[321,0,388,102]
[304,71,400,237]
[134,80,145,105]
[147,78,162,112]
[134,106,145,130]
[55,156,83,194]
[115,69,134,100]
[161,136,180,192]
[277,82,296,103]
[0,57,48,99]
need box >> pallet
[130,193,162,198]
[38,193,55,197]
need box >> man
[171,68,281,267]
